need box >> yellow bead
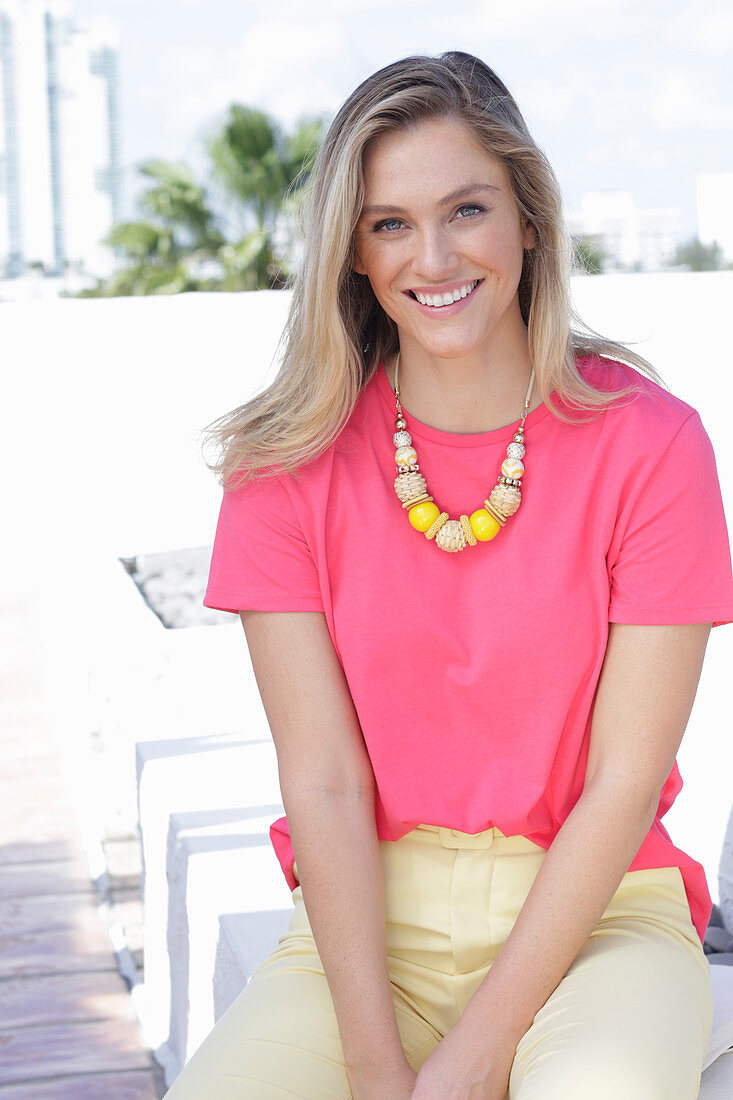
[408,500,440,531]
[470,508,501,541]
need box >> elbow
[280,764,376,815]
[582,769,663,825]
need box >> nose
[412,224,459,282]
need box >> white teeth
[413,280,478,308]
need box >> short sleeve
[608,411,733,628]
[203,472,324,614]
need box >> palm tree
[79,107,323,297]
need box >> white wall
[4,275,733,894]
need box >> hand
[411,1026,515,1100]
[351,1058,417,1099]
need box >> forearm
[458,778,660,1051]
[285,784,410,1088]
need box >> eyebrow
[360,182,501,218]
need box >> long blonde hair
[206,51,664,486]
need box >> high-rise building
[0,0,121,283]
[566,191,682,273]
[697,174,733,264]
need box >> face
[353,117,535,363]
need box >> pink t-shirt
[204,355,733,942]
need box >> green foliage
[79,106,325,297]
[571,234,606,275]
[671,237,726,272]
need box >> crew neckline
[375,359,555,447]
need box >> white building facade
[0,0,121,282]
[697,174,733,264]
[566,190,682,272]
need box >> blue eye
[373,218,404,233]
[456,203,485,218]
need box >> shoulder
[573,353,701,444]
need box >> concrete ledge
[719,803,733,933]
[213,909,292,1022]
[702,1050,733,1098]
[163,807,292,1081]
[135,734,285,1084]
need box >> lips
[407,279,482,308]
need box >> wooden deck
[0,593,164,1098]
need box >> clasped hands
[412,1024,514,1100]
[356,1023,516,1100]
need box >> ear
[523,221,537,251]
[351,248,367,276]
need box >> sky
[70,0,733,239]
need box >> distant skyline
[70,0,733,241]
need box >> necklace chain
[389,353,535,553]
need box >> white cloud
[663,2,733,58]
[521,78,580,125]
[645,70,733,131]
[141,18,348,155]
[429,0,626,38]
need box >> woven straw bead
[435,519,467,553]
[425,511,449,540]
[459,514,477,546]
[394,471,428,504]
[488,483,522,517]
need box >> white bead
[393,430,412,446]
[395,445,418,468]
[501,456,525,479]
[507,441,525,459]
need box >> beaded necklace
[390,353,536,553]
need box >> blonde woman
[167,52,733,1100]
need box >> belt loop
[437,827,495,849]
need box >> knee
[512,1055,699,1100]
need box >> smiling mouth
[407,279,482,308]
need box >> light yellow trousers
[165,824,713,1099]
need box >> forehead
[362,117,507,195]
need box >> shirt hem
[609,603,733,628]
[203,590,324,614]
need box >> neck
[389,333,538,435]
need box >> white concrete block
[135,734,285,1081]
[701,1050,733,1099]
[213,909,292,1022]
[719,804,733,933]
[164,808,293,1081]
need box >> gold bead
[459,514,477,546]
[483,499,506,527]
[425,511,449,540]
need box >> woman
[167,52,733,1099]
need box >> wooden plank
[0,924,118,979]
[0,894,100,937]
[0,970,135,1029]
[0,1068,161,1098]
[0,1019,152,1084]
[0,860,95,900]
[0,840,86,866]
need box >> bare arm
[240,609,416,1098]
[413,621,712,1099]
